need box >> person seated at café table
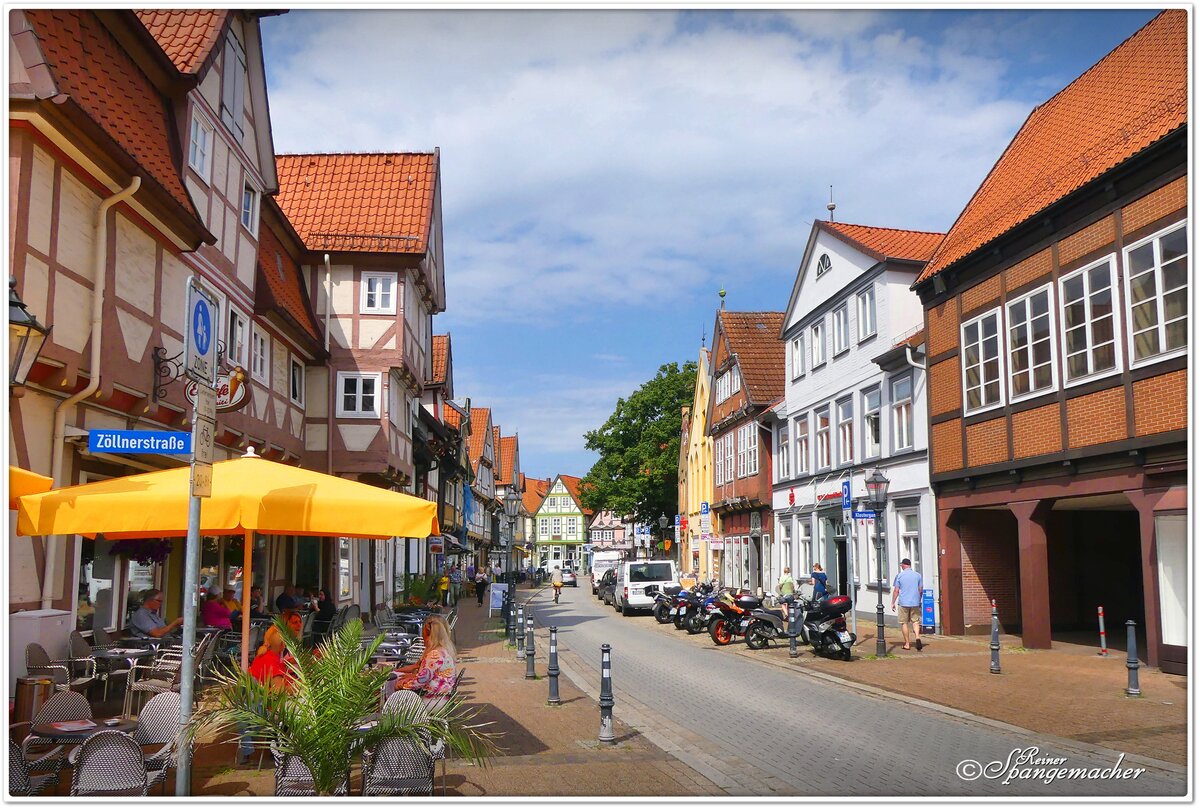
[275,585,302,613]
[231,585,268,624]
[221,588,241,614]
[313,588,336,622]
[130,589,184,639]
[200,590,233,630]
[392,615,456,698]
[237,625,293,765]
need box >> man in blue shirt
[891,558,923,651]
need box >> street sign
[699,501,710,515]
[184,279,219,385]
[193,381,217,422]
[922,588,936,629]
[674,514,681,526]
[190,460,213,498]
[89,429,191,455]
[852,510,876,520]
[841,481,851,510]
[192,416,216,465]
[709,538,724,550]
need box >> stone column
[1008,499,1053,650]
[937,507,964,635]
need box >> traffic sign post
[177,278,219,796]
[842,480,856,640]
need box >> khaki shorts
[897,605,921,625]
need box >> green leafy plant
[190,617,498,796]
[403,574,441,606]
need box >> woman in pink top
[394,615,456,697]
[200,591,233,629]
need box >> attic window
[816,254,832,277]
[275,253,285,281]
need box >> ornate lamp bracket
[152,340,225,402]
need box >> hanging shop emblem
[184,369,250,412]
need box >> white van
[591,550,624,595]
[614,560,679,614]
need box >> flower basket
[108,538,173,566]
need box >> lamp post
[9,277,51,393]
[503,487,521,580]
[657,513,668,560]
[865,468,891,657]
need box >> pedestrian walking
[891,558,924,651]
[437,569,451,606]
[466,562,476,581]
[450,564,463,605]
[810,563,828,600]
[475,569,488,606]
[777,566,795,618]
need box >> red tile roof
[429,335,450,385]
[558,474,594,517]
[522,475,550,515]
[22,10,200,220]
[275,152,437,254]
[443,402,463,431]
[920,10,1186,283]
[467,407,492,467]
[718,311,786,405]
[133,10,228,75]
[255,213,322,344]
[821,221,944,263]
[496,435,517,486]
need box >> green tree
[580,361,696,528]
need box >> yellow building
[678,347,720,578]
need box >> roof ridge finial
[827,185,836,222]
[718,287,726,310]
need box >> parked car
[561,568,578,587]
[598,569,618,606]
[614,560,679,615]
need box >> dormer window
[816,253,832,277]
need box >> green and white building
[534,474,591,571]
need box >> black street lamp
[503,486,522,582]
[657,513,668,560]
[9,277,50,392]
[865,468,891,657]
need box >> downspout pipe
[44,176,140,609]
[324,253,333,475]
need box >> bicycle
[553,584,562,604]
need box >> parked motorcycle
[745,591,856,660]
[648,585,681,624]
[673,582,715,631]
[707,589,762,646]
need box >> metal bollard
[788,603,800,659]
[1125,620,1141,696]
[989,599,1001,674]
[505,589,516,645]
[1097,606,1108,656]
[524,614,536,680]
[598,643,615,744]
[547,626,561,705]
[516,603,526,660]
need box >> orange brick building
[914,11,1187,673]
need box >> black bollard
[598,643,615,744]
[505,588,516,645]
[547,626,561,705]
[524,614,536,679]
[1125,620,1141,697]
[788,602,800,659]
[516,603,526,660]
[989,599,1001,674]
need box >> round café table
[93,647,154,664]
[31,717,136,744]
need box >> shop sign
[185,371,250,412]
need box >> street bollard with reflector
[524,614,536,680]
[989,600,1001,674]
[788,601,800,659]
[547,626,561,705]
[1097,606,1108,656]
[1125,620,1141,697]
[516,603,526,660]
[598,643,615,744]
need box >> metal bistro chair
[25,642,97,694]
[9,739,60,796]
[123,648,185,718]
[91,626,117,649]
[15,689,92,775]
[72,630,130,702]
[362,734,434,796]
[70,730,148,796]
[299,611,316,646]
[134,691,185,794]
[270,744,348,796]
[382,686,452,794]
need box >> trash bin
[12,676,54,740]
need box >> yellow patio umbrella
[9,466,53,510]
[17,449,439,667]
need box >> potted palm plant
[190,617,496,796]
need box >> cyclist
[551,565,564,603]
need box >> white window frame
[815,407,831,470]
[832,304,850,355]
[746,423,758,476]
[798,519,813,573]
[810,320,826,368]
[336,371,382,418]
[724,433,734,484]
[892,375,914,452]
[863,386,881,460]
[730,366,741,395]
[776,422,790,481]
[836,398,854,466]
[794,416,809,475]
[790,334,805,380]
[1059,255,1122,386]
[240,183,260,237]
[857,285,877,341]
[250,325,269,384]
[898,509,921,574]
[736,426,748,479]
[188,113,213,182]
[960,308,1005,415]
[815,253,832,278]
[289,358,305,406]
[714,434,725,485]
[1005,282,1058,403]
[1123,221,1188,368]
[361,272,398,315]
[226,308,248,368]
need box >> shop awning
[9,466,52,510]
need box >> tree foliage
[580,361,696,526]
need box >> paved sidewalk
[631,613,1187,767]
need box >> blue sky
[261,8,1159,481]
